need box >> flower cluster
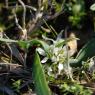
[37,35,73,80]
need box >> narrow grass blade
[32,52,51,95]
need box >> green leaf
[71,38,95,67]
[29,39,50,57]
[12,80,21,92]
[55,37,79,47]
[53,0,64,13]
[18,39,49,52]
[0,38,50,58]
[18,39,50,57]
[90,3,95,11]
[32,52,51,95]
[18,40,29,49]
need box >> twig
[27,9,64,33]
[14,10,22,30]
[50,25,58,36]
[4,5,37,12]
[0,63,22,73]
[82,71,91,83]
[13,2,27,40]
[65,27,74,81]
[65,27,69,66]
[38,0,42,8]
[25,5,37,11]
[5,0,8,8]
[18,0,26,29]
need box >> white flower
[58,63,63,74]
[37,34,74,80]
[37,36,68,65]
[63,64,73,80]
[51,55,56,62]
[36,12,43,19]
[41,57,48,63]
[88,58,95,73]
[48,67,52,76]
[36,48,46,56]
[53,47,59,56]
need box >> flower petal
[58,63,63,74]
[36,48,46,56]
[41,57,48,63]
